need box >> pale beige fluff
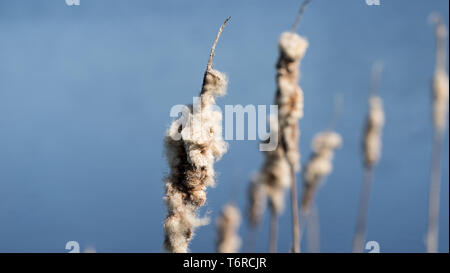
[432,69,449,133]
[301,131,342,211]
[276,32,308,172]
[363,96,385,168]
[248,176,267,228]
[256,116,291,215]
[163,68,228,253]
[216,204,241,253]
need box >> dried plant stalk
[276,30,309,253]
[353,63,385,253]
[163,17,230,253]
[251,0,310,253]
[426,15,448,253]
[216,203,242,253]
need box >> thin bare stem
[430,13,447,72]
[426,129,444,253]
[370,61,384,97]
[244,226,258,253]
[307,204,320,253]
[328,94,343,131]
[269,212,278,253]
[291,0,312,32]
[207,16,231,72]
[352,167,374,253]
[290,167,301,253]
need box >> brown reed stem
[307,204,320,253]
[426,130,443,253]
[292,0,312,32]
[290,167,301,253]
[206,16,231,72]
[352,166,374,253]
[269,212,278,253]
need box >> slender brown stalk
[426,131,443,253]
[306,204,320,253]
[292,0,312,32]
[269,213,278,253]
[352,167,374,253]
[206,17,231,73]
[426,14,448,253]
[290,166,301,253]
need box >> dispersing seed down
[163,18,230,253]
[216,203,241,253]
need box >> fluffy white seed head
[302,131,342,211]
[278,32,309,61]
[432,70,449,132]
[163,68,228,253]
[363,96,385,168]
[216,204,241,253]
[248,176,267,227]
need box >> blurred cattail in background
[253,115,290,253]
[250,0,310,253]
[300,131,343,213]
[299,130,342,251]
[162,17,230,253]
[247,178,267,229]
[274,0,311,253]
[245,167,267,252]
[216,203,242,253]
[426,13,448,253]
[352,62,385,253]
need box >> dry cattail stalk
[275,4,310,253]
[216,203,242,253]
[254,115,291,252]
[300,131,342,213]
[352,62,385,253]
[162,17,230,253]
[426,14,448,253]
[251,0,311,253]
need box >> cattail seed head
[279,32,309,62]
[432,71,449,132]
[216,204,241,253]
[276,32,308,173]
[163,18,230,253]
[363,96,385,168]
[256,116,291,216]
[248,176,267,228]
[430,16,449,133]
[301,131,342,211]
